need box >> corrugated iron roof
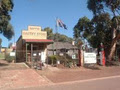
[24,39,53,43]
[47,42,77,49]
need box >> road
[14,75,120,90]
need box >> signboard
[41,52,45,63]
[72,54,76,59]
[22,32,46,36]
[59,53,64,56]
[10,52,15,56]
[84,53,96,64]
[22,31,47,39]
[33,53,37,56]
[28,26,41,31]
[22,26,47,39]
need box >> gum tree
[87,0,120,60]
[74,14,112,57]
[0,0,14,40]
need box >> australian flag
[57,19,67,30]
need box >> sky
[1,0,93,47]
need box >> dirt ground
[36,65,120,83]
[0,63,28,70]
[0,60,50,90]
[1,59,120,89]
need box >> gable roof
[47,42,77,50]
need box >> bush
[113,56,119,61]
[48,55,57,65]
[0,53,5,59]
[56,55,67,64]
[5,54,15,63]
[48,54,78,67]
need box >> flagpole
[54,17,67,55]
[55,17,58,55]
[14,32,16,63]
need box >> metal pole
[52,43,54,55]
[55,17,58,55]
[78,48,81,66]
[26,43,27,62]
[14,31,16,63]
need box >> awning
[24,39,54,43]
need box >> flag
[57,18,67,29]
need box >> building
[1,47,6,53]
[47,42,83,66]
[16,26,53,62]
[47,42,78,57]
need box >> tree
[0,0,14,40]
[74,14,112,57]
[8,42,12,48]
[43,27,73,43]
[87,0,120,60]
[0,38,2,46]
[74,16,91,39]
[0,38,2,52]
[53,33,73,43]
[43,27,54,39]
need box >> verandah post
[31,43,33,67]
[26,43,28,62]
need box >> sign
[10,52,15,56]
[22,32,46,36]
[72,54,76,59]
[57,60,60,64]
[28,26,41,31]
[33,53,37,56]
[22,26,47,39]
[41,52,45,63]
[84,53,96,64]
[59,53,64,56]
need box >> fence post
[78,49,81,66]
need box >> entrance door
[32,45,45,62]
[33,45,40,61]
[32,44,45,69]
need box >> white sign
[59,53,64,56]
[84,53,96,64]
[72,54,76,59]
[33,53,37,56]
[10,52,15,56]
[57,60,60,64]
[41,52,45,63]
[39,53,41,56]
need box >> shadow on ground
[84,64,101,70]
[0,59,28,70]
[0,63,9,66]
[105,61,120,67]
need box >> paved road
[14,75,120,90]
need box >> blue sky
[1,0,93,47]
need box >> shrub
[0,53,5,59]
[113,56,119,61]
[48,55,57,65]
[5,54,15,63]
[48,54,78,67]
